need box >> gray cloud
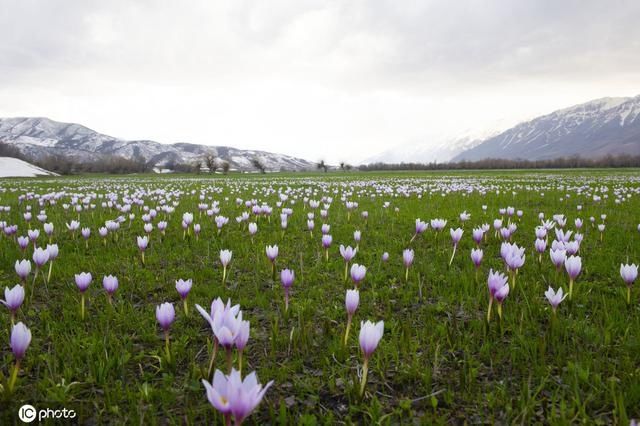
[1,0,639,162]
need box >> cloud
[1,0,639,162]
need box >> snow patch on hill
[0,157,57,177]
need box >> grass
[0,170,639,424]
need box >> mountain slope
[0,157,57,177]
[364,128,503,164]
[0,117,315,171]
[453,96,640,162]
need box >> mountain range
[452,96,640,162]
[0,117,315,172]
[366,95,640,164]
[1,95,639,170]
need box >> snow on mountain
[0,117,315,171]
[364,127,504,164]
[0,157,57,177]
[453,96,640,162]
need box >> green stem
[359,358,369,398]
[81,294,85,320]
[486,297,493,323]
[47,261,53,283]
[225,348,232,373]
[207,340,218,379]
[164,331,171,362]
[7,360,20,394]
[569,279,574,301]
[449,246,457,266]
[344,316,352,346]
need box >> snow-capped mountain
[453,96,640,162]
[0,117,315,171]
[364,127,504,164]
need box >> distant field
[1,170,639,424]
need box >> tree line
[0,142,269,175]
[358,154,640,171]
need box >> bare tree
[204,153,217,173]
[339,162,345,171]
[251,157,266,174]
[221,160,230,174]
[317,160,328,173]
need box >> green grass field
[1,170,639,424]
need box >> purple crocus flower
[620,264,638,286]
[430,218,446,232]
[620,263,638,304]
[344,288,360,343]
[402,248,414,281]
[280,269,295,311]
[10,322,31,360]
[411,219,428,242]
[550,248,566,271]
[156,302,176,360]
[340,245,357,262]
[220,249,232,285]
[17,236,29,251]
[359,320,384,359]
[1,284,25,318]
[202,369,273,425]
[358,320,384,396]
[32,247,49,269]
[75,272,92,293]
[450,228,463,246]
[265,245,279,263]
[103,275,118,303]
[176,278,192,299]
[448,228,463,266]
[346,289,359,316]
[472,228,484,245]
[534,238,547,262]
[403,249,414,267]
[470,248,483,268]
[340,245,357,281]
[545,286,567,313]
[486,269,508,322]
[350,264,367,287]
[156,302,175,331]
[564,255,582,300]
[15,260,31,282]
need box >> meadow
[0,169,639,424]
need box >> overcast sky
[1,0,640,163]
